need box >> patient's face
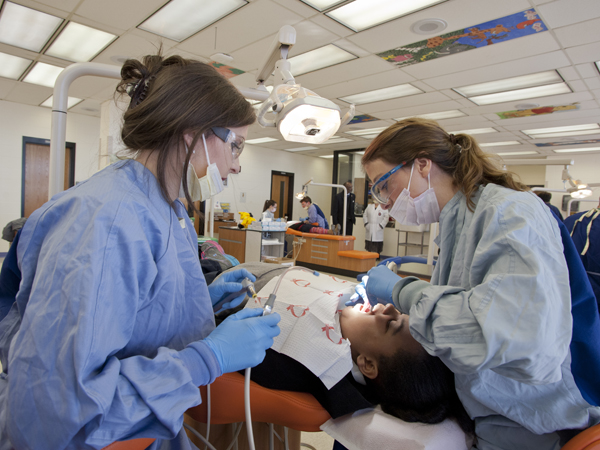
[340,303,422,360]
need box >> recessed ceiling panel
[0,2,63,52]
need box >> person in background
[363,199,389,257]
[353,117,600,450]
[564,197,600,308]
[332,181,356,235]
[536,190,564,221]
[262,199,277,220]
[300,196,329,229]
[0,54,280,450]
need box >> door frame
[270,170,294,220]
[21,136,76,217]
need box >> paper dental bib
[246,274,355,389]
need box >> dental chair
[100,372,329,450]
[561,424,600,450]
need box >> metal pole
[50,62,122,199]
[567,198,598,216]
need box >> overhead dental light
[239,26,354,144]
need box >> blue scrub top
[0,160,220,450]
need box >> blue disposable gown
[0,160,221,449]
[391,184,600,450]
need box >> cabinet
[218,227,285,263]
[396,224,429,256]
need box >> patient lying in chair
[243,271,474,439]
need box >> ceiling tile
[537,0,600,28]
[402,32,561,80]
[553,16,600,48]
[423,50,570,90]
[357,91,452,115]
[557,66,581,81]
[565,41,600,65]
[75,0,167,32]
[295,55,400,90]
[569,79,589,92]
[576,63,599,79]
[0,78,17,99]
[308,13,355,38]
[176,0,303,57]
[5,82,52,106]
[585,78,600,90]
[69,76,119,99]
[314,67,417,99]
[346,0,532,53]
[271,0,319,18]
[285,20,344,56]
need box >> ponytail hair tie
[449,133,457,145]
[449,133,463,153]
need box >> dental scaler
[212,277,257,313]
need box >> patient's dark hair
[365,347,475,437]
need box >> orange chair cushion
[286,228,356,241]
[186,372,330,432]
[338,250,379,260]
[561,424,600,450]
[102,438,155,450]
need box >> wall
[210,144,334,230]
[0,100,101,253]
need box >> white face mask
[388,163,440,225]
[270,207,277,213]
[180,134,226,202]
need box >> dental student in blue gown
[0,54,280,450]
[354,118,600,450]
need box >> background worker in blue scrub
[0,54,280,450]
[353,118,600,450]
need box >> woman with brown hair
[353,118,600,450]
[0,54,280,449]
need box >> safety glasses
[211,127,245,159]
[371,164,404,204]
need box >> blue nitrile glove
[346,276,369,307]
[363,265,402,306]
[204,308,281,373]
[208,268,257,310]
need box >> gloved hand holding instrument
[209,268,257,313]
[347,265,402,307]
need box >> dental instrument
[244,266,319,450]
[212,277,257,313]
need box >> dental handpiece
[212,277,257,313]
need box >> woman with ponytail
[352,118,600,450]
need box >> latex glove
[346,276,369,306]
[204,308,281,373]
[208,269,257,310]
[363,265,402,306]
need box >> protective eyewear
[211,127,245,159]
[371,164,405,204]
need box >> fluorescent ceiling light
[319,155,334,158]
[300,0,346,11]
[322,136,353,144]
[395,110,466,121]
[596,61,600,73]
[522,123,599,139]
[455,71,563,97]
[496,151,538,156]
[23,62,64,88]
[0,52,31,79]
[289,44,356,76]
[345,126,388,136]
[327,0,446,32]
[468,83,572,106]
[285,146,318,151]
[139,0,247,42]
[553,147,600,153]
[40,95,83,109]
[450,128,497,135]
[339,84,423,105]
[0,2,63,52]
[246,137,278,144]
[45,22,116,62]
[479,141,520,147]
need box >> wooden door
[270,171,294,220]
[23,140,75,217]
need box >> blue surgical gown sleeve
[307,204,319,224]
[392,189,571,385]
[1,170,221,449]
